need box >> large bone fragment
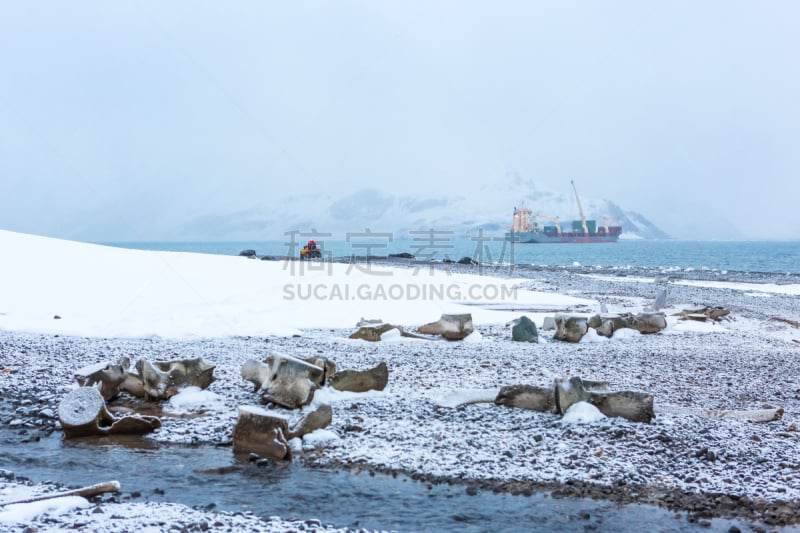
[287,403,333,440]
[592,312,667,337]
[330,361,388,393]
[553,315,588,343]
[418,314,474,340]
[74,358,130,401]
[57,387,161,438]
[555,376,654,423]
[136,358,216,400]
[232,405,292,460]
[241,354,323,409]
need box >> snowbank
[0,495,90,525]
[0,230,594,339]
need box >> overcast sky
[1,1,798,241]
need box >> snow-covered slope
[0,230,591,339]
[178,176,669,241]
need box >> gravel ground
[1,265,800,531]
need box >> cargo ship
[505,181,622,243]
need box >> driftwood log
[232,406,292,460]
[58,387,161,438]
[672,307,731,322]
[555,376,654,423]
[771,316,800,328]
[0,481,121,507]
[658,405,783,422]
[241,354,324,409]
[418,314,474,340]
[330,361,388,393]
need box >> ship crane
[571,179,590,234]
[532,214,561,235]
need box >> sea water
[102,239,800,275]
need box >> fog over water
[1,1,798,241]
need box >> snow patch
[313,387,388,406]
[463,330,484,343]
[0,229,597,339]
[166,386,226,413]
[238,405,288,420]
[561,402,606,424]
[302,429,341,448]
[0,496,91,525]
[435,389,499,408]
[608,328,642,340]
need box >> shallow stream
[0,425,750,532]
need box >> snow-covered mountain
[179,176,669,241]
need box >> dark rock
[511,316,538,343]
[388,252,415,259]
[457,256,477,265]
[694,447,709,459]
[238,249,257,257]
[53,315,61,320]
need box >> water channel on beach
[0,422,751,532]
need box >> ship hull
[506,231,620,243]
